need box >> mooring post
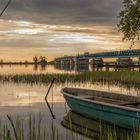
[45,78,55,100]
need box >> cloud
[0,0,122,25]
[0,1,139,62]
[0,19,131,60]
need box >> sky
[0,0,139,61]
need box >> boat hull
[63,94,140,129]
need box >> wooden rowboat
[61,87,140,129]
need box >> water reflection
[45,99,55,119]
[0,83,64,106]
[0,82,139,107]
[54,64,110,72]
[74,64,89,72]
[55,64,140,72]
[0,64,75,74]
[55,64,90,72]
[54,64,102,72]
[61,110,134,140]
[45,78,56,119]
[54,64,74,71]
[0,64,139,75]
[0,82,139,139]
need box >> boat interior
[63,88,140,109]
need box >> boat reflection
[61,110,135,140]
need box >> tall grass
[0,70,139,88]
[0,114,91,140]
[0,113,138,140]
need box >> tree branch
[0,0,12,17]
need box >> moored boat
[61,87,140,129]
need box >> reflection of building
[54,63,90,72]
[74,64,89,72]
[138,58,140,65]
[74,57,89,65]
[115,58,134,68]
[91,58,103,67]
[61,110,134,140]
[61,64,74,71]
[54,64,74,71]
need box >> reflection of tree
[25,60,28,67]
[33,56,47,71]
[39,56,47,66]
[33,64,38,72]
[40,64,46,71]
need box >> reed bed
[0,70,139,88]
[0,114,94,140]
[0,114,139,140]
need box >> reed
[0,114,92,140]
[0,70,139,88]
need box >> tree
[33,56,38,64]
[0,59,3,63]
[39,56,47,64]
[118,0,140,48]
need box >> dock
[54,49,140,71]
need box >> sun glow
[13,28,45,35]
[0,19,136,61]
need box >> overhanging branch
[0,0,12,17]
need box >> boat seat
[86,96,140,108]
[85,95,126,105]
[79,95,94,99]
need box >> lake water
[0,65,139,139]
[0,64,75,74]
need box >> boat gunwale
[61,87,140,113]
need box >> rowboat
[61,87,140,129]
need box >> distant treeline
[0,56,48,65]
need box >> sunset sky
[0,0,139,61]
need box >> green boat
[61,87,140,129]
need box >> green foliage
[118,0,140,47]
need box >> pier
[54,49,140,70]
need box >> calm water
[0,64,75,74]
[0,65,139,139]
[0,64,108,74]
